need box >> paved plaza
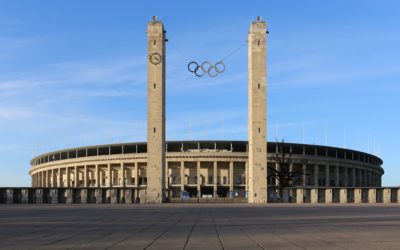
[1,204,400,249]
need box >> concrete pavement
[1,204,400,249]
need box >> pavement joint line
[2,230,57,248]
[40,227,101,247]
[267,228,307,250]
[293,226,351,250]
[210,208,224,250]
[105,211,178,249]
[183,206,202,249]
[143,209,191,249]
[225,210,266,250]
[2,204,400,249]
[68,211,160,249]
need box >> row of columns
[32,162,381,190]
[174,161,246,198]
[295,164,381,187]
[32,163,141,188]
[291,188,396,204]
[3,187,399,204]
[32,161,249,194]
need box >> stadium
[28,17,384,203]
[29,141,383,201]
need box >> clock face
[149,52,162,65]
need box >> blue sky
[1,0,399,186]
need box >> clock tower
[146,16,166,203]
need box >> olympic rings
[188,61,198,73]
[187,61,226,77]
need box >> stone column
[95,165,99,188]
[368,188,376,203]
[42,171,45,187]
[302,164,307,187]
[59,168,63,187]
[311,188,318,203]
[84,165,88,187]
[44,171,47,187]
[325,165,330,187]
[340,189,347,203]
[47,170,50,187]
[51,169,55,187]
[41,172,44,187]
[107,164,111,187]
[296,189,304,203]
[66,168,70,188]
[397,189,400,203]
[229,161,234,196]
[49,170,52,187]
[55,169,59,187]
[197,161,201,198]
[121,163,126,187]
[99,168,104,187]
[358,168,362,187]
[343,167,348,187]
[42,171,47,187]
[325,189,333,203]
[180,161,184,193]
[351,168,356,187]
[335,165,339,187]
[74,166,78,187]
[383,189,391,203]
[134,163,139,186]
[314,164,319,187]
[213,161,218,198]
[354,188,362,203]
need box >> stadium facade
[28,17,384,203]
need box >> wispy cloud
[0,106,37,119]
[0,57,148,112]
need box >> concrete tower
[147,16,166,203]
[248,17,267,203]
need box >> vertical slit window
[153,83,156,89]
[154,40,156,45]
[153,127,156,133]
